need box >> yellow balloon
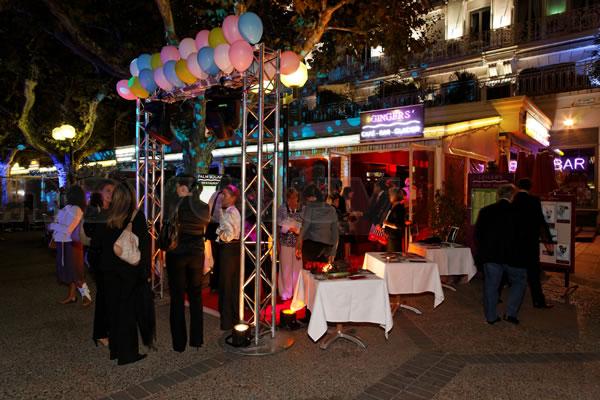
[281,62,308,88]
[150,53,162,69]
[208,27,227,48]
[175,59,197,84]
[128,77,149,98]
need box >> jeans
[483,263,527,322]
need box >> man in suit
[474,184,527,324]
[512,178,555,308]
[365,180,391,227]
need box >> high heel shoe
[82,296,93,307]
[59,297,77,305]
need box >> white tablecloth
[408,243,477,281]
[291,270,393,342]
[363,252,445,308]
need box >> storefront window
[555,148,597,209]
[412,150,435,236]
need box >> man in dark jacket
[474,184,526,324]
[365,180,391,226]
[513,178,554,308]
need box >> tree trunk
[0,148,19,206]
[50,154,70,188]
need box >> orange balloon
[128,77,149,98]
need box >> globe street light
[51,124,77,186]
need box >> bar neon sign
[360,104,424,141]
[508,157,589,173]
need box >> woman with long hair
[216,184,241,331]
[98,182,152,365]
[166,175,209,352]
[383,187,406,253]
[84,180,115,346]
[50,185,91,306]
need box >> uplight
[281,62,308,88]
[563,118,574,128]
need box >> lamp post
[281,62,308,195]
[51,124,77,187]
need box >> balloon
[175,59,197,84]
[178,37,197,60]
[195,30,210,49]
[130,59,140,77]
[137,53,152,71]
[139,69,158,92]
[186,53,208,79]
[116,79,137,100]
[281,62,308,88]
[197,47,220,75]
[154,67,174,91]
[222,15,244,44]
[208,27,227,48]
[214,44,232,73]
[229,40,253,72]
[238,12,263,44]
[164,60,185,87]
[280,51,300,75]
[128,77,149,98]
[160,45,180,64]
[264,60,276,79]
[150,53,163,69]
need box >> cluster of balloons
[117,12,306,101]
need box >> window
[546,0,566,15]
[469,7,491,40]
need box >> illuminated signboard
[360,104,424,142]
[509,157,590,173]
[525,113,550,147]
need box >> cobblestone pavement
[1,232,599,400]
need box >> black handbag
[159,199,182,251]
[205,191,222,242]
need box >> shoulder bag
[113,209,141,266]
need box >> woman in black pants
[383,187,406,253]
[216,185,242,331]
[166,175,209,352]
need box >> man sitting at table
[474,184,527,325]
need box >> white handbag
[113,209,141,266]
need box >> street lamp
[51,124,77,186]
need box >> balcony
[302,64,596,124]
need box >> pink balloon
[280,51,300,75]
[222,15,245,44]
[160,45,180,64]
[264,60,276,79]
[214,44,233,73]
[116,79,137,100]
[178,38,197,60]
[153,67,174,91]
[229,40,253,72]
[195,30,210,49]
[186,53,208,79]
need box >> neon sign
[360,104,424,141]
[554,157,588,172]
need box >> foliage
[375,79,419,98]
[588,32,600,86]
[317,89,351,106]
[445,70,479,104]
[430,189,467,243]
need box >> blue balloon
[163,60,185,87]
[139,69,157,92]
[197,47,220,75]
[137,53,153,71]
[238,12,263,44]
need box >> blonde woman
[277,188,303,301]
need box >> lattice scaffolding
[135,99,166,298]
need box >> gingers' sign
[360,104,424,142]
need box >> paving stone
[110,391,134,400]
[405,386,435,399]
[125,385,150,400]
[392,392,427,400]
[355,393,378,400]
[364,385,396,400]
[422,371,453,383]
[204,358,223,368]
[373,383,399,395]
[152,375,178,388]
[179,366,202,378]
[429,366,457,378]
[138,380,163,395]
[394,370,421,379]
[381,375,409,390]
[212,353,233,364]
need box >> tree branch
[41,0,128,77]
[154,0,178,44]
[74,92,106,153]
[326,26,368,35]
[299,0,352,56]
[17,68,52,156]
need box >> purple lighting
[360,104,424,142]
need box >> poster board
[540,195,576,274]
[468,173,514,225]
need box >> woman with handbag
[97,183,151,365]
[216,184,241,331]
[165,175,209,352]
[50,185,91,306]
[382,187,406,253]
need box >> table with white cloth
[408,243,477,290]
[363,252,445,314]
[291,269,393,349]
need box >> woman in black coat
[383,187,406,253]
[97,182,153,365]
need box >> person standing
[296,184,339,268]
[383,187,406,253]
[166,175,209,352]
[474,184,527,324]
[512,178,555,308]
[216,185,242,331]
[98,183,152,365]
[365,180,390,227]
[207,175,232,291]
[84,180,115,346]
[50,185,92,306]
[278,188,303,301]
